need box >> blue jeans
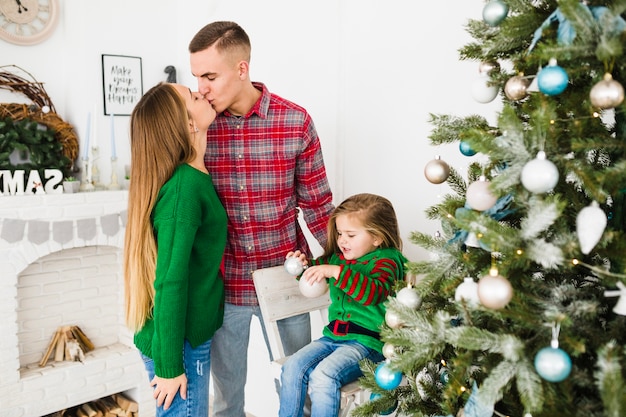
[278,336,384,417]
[211,302,311,417]
[141,338,212,417]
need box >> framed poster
[101,54,143,116]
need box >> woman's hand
[302,264,340,284]
[150,373,187,410]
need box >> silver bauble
[504,75,531,101]
[477,273,513,309]
[424,156,450,184]
[478,60,500,76]
[284,257,304,275]
[590,73,625,109]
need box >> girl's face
[172,84,216,132]
[335,213,380,260]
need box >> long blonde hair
[322,193,403,259]
[123,83,196,331]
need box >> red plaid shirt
[205,82,334,305]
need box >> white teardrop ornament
[576,201,606,255]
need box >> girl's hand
[150,373,187,410]
[286,250,308,268]
[302,264,340,284]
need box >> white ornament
[455,277,480,308]
[471,74,499,103]
[284,257,304,275]
[604,282,626,316]
[385,310,403,328]
[382,342,397,359]
[521,151,559,194]
[396,286,422,309]
[299,278,328,298]
[477,273,513,309]
[576,201,607,254]
[466,176,498,211]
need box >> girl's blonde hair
[322,193,402,258]
[123,82,195,331]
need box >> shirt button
[247,245,253,250]
[239,185,244,190]
[243,216,248,220]
[238,154,243,159]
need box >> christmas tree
[353,1,626,416]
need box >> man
[189,21,334,417]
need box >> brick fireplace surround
[0,190,155,417]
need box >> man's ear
[238,60,250,79]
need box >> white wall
[2,1,504,415]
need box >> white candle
[110,113,116,159]
[83,112,91,159]
[92,104,97,148]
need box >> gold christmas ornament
[589,73,625,109]
[478,60,500,75]
[504,75,531,101]
[424,155,450,184]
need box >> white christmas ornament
[576,201,607,255]
[455,277,480,308]
[385,310,403,329]
[284,257,305,275]
[382,342,397,359]
[521,151,559,194]
[299,278,329,298]
[604,282,626,316]
[466,176,498,211]
[471,74,499,103]
[477,271,513,309]
[396,286,422,309]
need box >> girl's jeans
[278,336,384,417]
[141,338,212,417]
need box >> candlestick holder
[79,157,94,192]
[91,146,106,190]
[108,157,121,190]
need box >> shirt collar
[223,81,269,119]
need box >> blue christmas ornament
[534,347,572,382]
[375,361,403,390]
[459,141,477,157]
[537,59,569,96]
[482,0,509,27]
[369,393,397,415]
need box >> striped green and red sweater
[308,247,407,352]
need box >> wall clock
[0,0,60,46]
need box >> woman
[123,82,226,415]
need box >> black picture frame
[101,54,143,116]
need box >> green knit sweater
[309,247,407,352]
[133,163,227,378]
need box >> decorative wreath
[0,65,78,176]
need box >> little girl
[279,193,407,417]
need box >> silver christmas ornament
[424,156,450,184]
[504,75,531,101]
[590,73,625,109]
[284,257,304,275]
[382,342,397,359]
[478,60,500,76]
[576,201,607,255]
